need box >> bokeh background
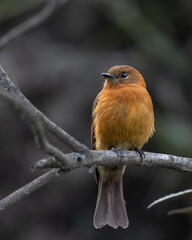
[0,0,192,239]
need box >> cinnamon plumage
[91,65,154,229]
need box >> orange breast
[93,84,154,150]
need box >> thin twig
[148,189,192,209]
[0,0,68,50]
[0,169,59,211]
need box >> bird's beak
[101,73,116,78]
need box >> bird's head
[102,65,146,88]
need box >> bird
[91,65,155,229]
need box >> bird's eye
[121,72,128,78]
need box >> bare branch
[0,63,192,214]
[0,85,70,164]
[0,169,59,211]
[148,189,192,209]
[1,150,191,212]
[0,0,68,50]
[0,65,89,153]
[32,157,63,170]
[32,150,192,173]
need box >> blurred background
[0,0,192,239]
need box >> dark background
[0,0,192,239]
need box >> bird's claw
[110,147,123,160]
[134,148,145,161]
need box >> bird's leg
[110,147,124,160]
[134,147,145,161]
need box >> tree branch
[147,189,192,209]
[0,0,68,50]
[32,150,192,173]
[0,64,192,214]
[0,85,70,164]
[0,169,59,211]
[0,0,190,222]
[1,150,191,212]
[0,65,89,154]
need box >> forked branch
[0,65,191,212]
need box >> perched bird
[91,65,154,229]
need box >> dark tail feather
[93,177,129,229]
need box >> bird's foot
[110,147,123,160]
[134,147,145,161]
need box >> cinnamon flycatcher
[91,65,154,229]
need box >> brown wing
[91,122,96,150]
[91,92,100,150]
[91,92,102,183]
